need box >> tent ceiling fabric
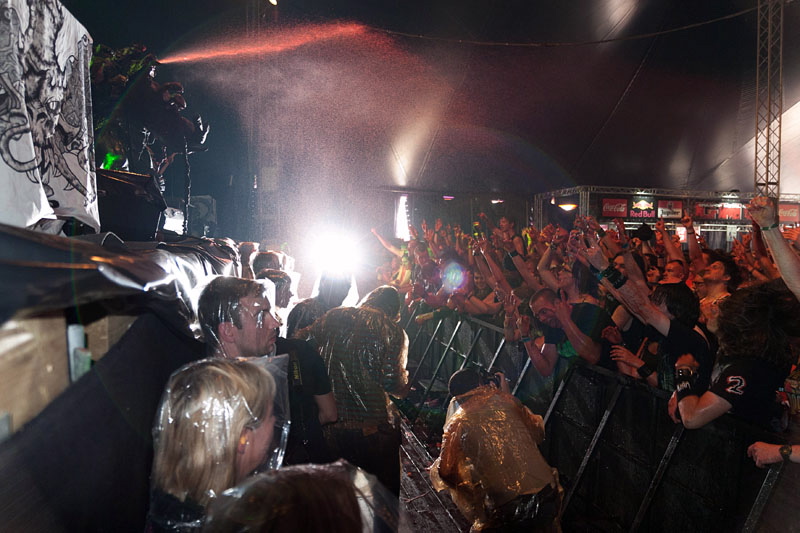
[65,0,800,196]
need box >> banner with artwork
[0,0,98,233]
[693,202,720,220]
[657,200,682,219]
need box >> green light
[101,152,123,169]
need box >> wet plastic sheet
[300,305,408,426]
[149,357,289,529]
[430,386,558,530]
[0,222,240,337]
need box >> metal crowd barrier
[401,311,786,532]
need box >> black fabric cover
[0,313,204,532]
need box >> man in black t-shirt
[198,277,338,464]
[524,288,616,377]
[708,358,785,430]
[274,337,337,464]
[669,280,798,430]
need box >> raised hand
[610,345,640,369]
[747,196,778,228]
[680,211,694,229]
[601,325,623,345]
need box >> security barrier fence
[400,310,786,532]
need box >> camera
[472,221,484,240]
[472,365,501,388]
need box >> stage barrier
[401,311,785,532]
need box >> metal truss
[754,0,784,199]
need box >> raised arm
[581,232,670,335]
[371,227,403,257]
[500,236,542,290]
[554,299,602,365]
[654,218,685,268]
[537,244,560,291]
[680,212,705,271]
[748,197,800,300]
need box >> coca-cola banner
[657,200,682,219]
[602,198,627,217]
[630,197,656,218]
[779,204,800,223]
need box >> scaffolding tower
[754,0,784,199]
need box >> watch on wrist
[780,444,793,461]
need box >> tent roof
[65,0,800,203]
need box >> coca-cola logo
[602,199,627,217]
[779,204,799,221]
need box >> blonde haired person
[146,358,276,532]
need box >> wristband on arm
[637,364,654,379]
[674,366,701,401]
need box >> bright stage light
[307,230,361,276]
[395,195,410,241]
[559,203,578,212]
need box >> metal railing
[402,311,786,532]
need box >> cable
[372,5,768,48]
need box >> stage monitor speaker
[96,169,167,242]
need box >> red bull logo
[632,200,654,211]
[630,198,655,218]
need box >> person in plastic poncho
[431,369,563,532]
[296,285,409,497]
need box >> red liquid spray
[160,22,368,64]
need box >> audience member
[296,285,408,496]
[286,271,351,338]
[198,277,337,464]
[430,368,562,532]
[146,358,276,532]
[670,279,800,430]
[520,287,615,378]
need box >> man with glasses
[522,288,615,379]
[198,277,337,464]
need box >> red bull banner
[630,197,655,218]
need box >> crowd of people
[146,249,405,531]
[139,195,800,532]
[371,198,800,484]
[374,198,800,428]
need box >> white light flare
[307,230,362,276]
[395,195,411,241]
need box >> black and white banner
[0,0,98,232]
